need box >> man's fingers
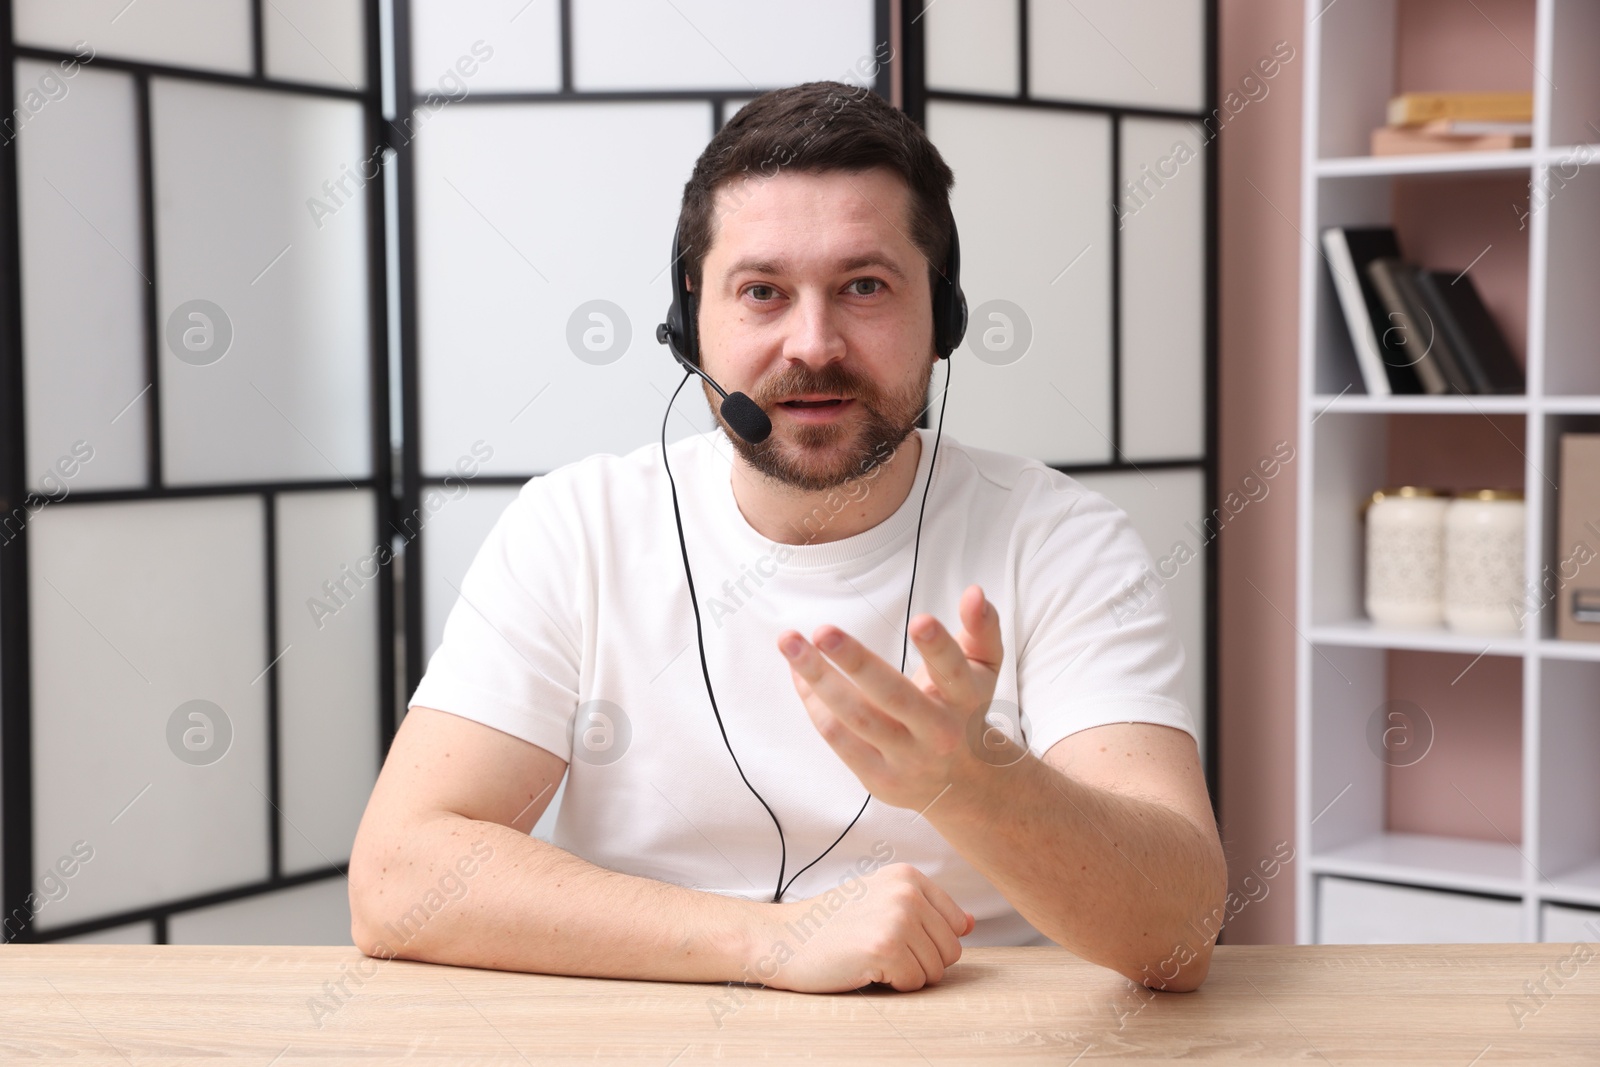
[909,867,971,937]
[902,924,947,985]
[801,690,885,773]
[917,898,964,968]
[906,613,980,708]
[882,943,933,992]
[957,584,1004,668]
[781,632,906,746]
[806,625,933,731]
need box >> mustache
[754,367,878,405]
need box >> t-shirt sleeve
[408,474,585,762]
[1013,478,1198,759]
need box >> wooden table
[2,944,1597,1063]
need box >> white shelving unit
[1295,0,1600,944]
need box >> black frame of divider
[0,0,394,944]
[900,0,1220,801]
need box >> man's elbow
[1131,846,1229,993]
[1134,942,1215,993]
[347,837,421,962]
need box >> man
[349,81,1226,995]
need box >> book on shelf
[1557,434,1600,643]
[1371,125,1530,156]
[1366,257,1457,394]
[1375,92,1534,157]
[1411,271,1525,394]
[1387,91,1533,126]
[1322,226,1525,396]
[1321,227,1412,396]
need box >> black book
[1391,262,1476,394]
[1412,270,1525,394]
[1366,257,1447,394]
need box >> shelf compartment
[1548,0,1600,149]
[1312,832,1524,895]
[1542,900,1600,941]
[1539,413,1600,639]
[1312,170,1530,398]
[1540,862,1600,911]
[1308,411,1527,631]
[1540,159,1600,395]
[1314,0,1537,163]
[1537,659,1600,903]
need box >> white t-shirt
[411,426,1196,946]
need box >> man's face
[694,167,937,492]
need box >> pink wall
[1215,0,1305,945]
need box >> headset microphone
[655,325,772,444]
[654,227,772,444]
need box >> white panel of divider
[1073,467,1208,757]
[274,490,381,875]
[1028,0,1205,112]
[570,0,877,91]
[410,0,561,95]
[418,485,520,664]
[14,62,149,493]
[13,0,254,76]
[167,877,352,945]
[263,0,367,90]
[1119,117,1206,461]
[925,100,1113,466]
[27,497,271,929]
[412,100,713,477]
[151,79,372,486]
[924,0,1018,96]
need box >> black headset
[655,214,966,904]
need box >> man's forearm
[349,812,763,982]
[926,753,1227,990]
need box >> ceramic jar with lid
[1443,489,1526,634]
[1365,487,1449,627]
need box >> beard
[705,358,932,492]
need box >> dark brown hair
[677,80,955,299]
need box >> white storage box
[1542,903,1600,943]
[1318,876,1522,943]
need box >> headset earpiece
[656,225,699,368]
[933,224,967,360]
